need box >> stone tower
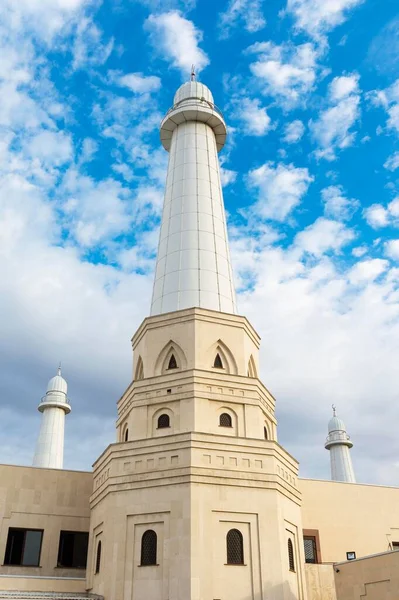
[33,367,71,469]
[325,406,356,483]
[87,79,307,600]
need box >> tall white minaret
[151,71,237,315]
[325,405,356,483]
[33,367,71,469]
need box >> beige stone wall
[0,464,92,592]
[334,550,399,600]
[305,564,337,600]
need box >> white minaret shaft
[33,367,71,469]
[325,406,356,483]
[151,79,237,315]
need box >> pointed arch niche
[209,340,238,375]
[247,354,257,378]
[154,340,187,376]
[134,356,144,381]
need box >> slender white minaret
[151,71,237,315]
[33,367,71,469]
[325,405,356,483]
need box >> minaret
[151,71,237,315]
[33,367,71,469]
[325,405,356,483]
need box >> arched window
[168,354,177,369]
[135,356,144,381]
[140,530,157,566]
[288,538,295,572]
[214,353,224,369]
[157,414,170,429]
[95,541,101,574]
[264,426,268,440]
[124,428,129,442]
[226,529,244,564]
[219,413,232,428]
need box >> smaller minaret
[325,405,356,483]
[33,367,71,469]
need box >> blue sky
[0,0,399,484]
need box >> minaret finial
[190,65,196,81]
[58,362,62,376]
[332,404,336,416]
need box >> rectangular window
[304,536,318,564]
[57,531,89,569]
[392,542,399,550]
[4,528,43,566]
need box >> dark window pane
[304,537,317,564]
[214,353,223,368]
[140,530,157,566]
[219,413,232,427]
[58,531,89,568]
[288,538,295,571]
[226,529,244,564]
[124,428,129,441]
[157,414,170,429]
[22,530,42,566]
[168,354,177,369]
[4,529,24,565]
[95,541,102,574]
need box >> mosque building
[1,77,399,600]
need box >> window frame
[140,530,158,566]
[303,529,321,564]
[219,413,233,428]
[57,530,89,569]
[288,538,295,572]
[4,527,44,567]
[157,413,170,429]
[226,528,245,565]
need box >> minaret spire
[152,79,237,315]
[33,366,71,469]
[325,407,356,483]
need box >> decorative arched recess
[209,339,238,375]
[247,354,257,378]
[154,340,187,376]
[152,407,174,436]
[216,406,238,435]
[135,355,144,381]
[121,422,129,443]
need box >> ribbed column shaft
[329,445,356,483]
[33,406,66,469]
[151,117,237,315]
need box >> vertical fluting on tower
[151,80,237,316]
[33,367,71,469]
[325,407,356,483]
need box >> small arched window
[288,538,295,572]
[219,413,232,428]
[226,529,244,564]
[157,414,170,429]
[124,428,129,442]
[168,354,177,369]
[140,530,157,566]
[214,353,224,369]
[95,541,101,574]
[264,426,268,440]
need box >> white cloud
[364,198,399,229]
[71,17,114,70]
[248,162,313,221]
[246,41,320,108]
[219,0,266,38]
[348,259,389,284]
[352,246,368,257]
[283,119,305,143]
[321,185,359,221]
[234,97,271,136]
[25,130,73,167]
[294,217,355,256]
[384,151,399,171]
[310,74,361,160]
[117,72,161,94]
[145,11,209,78]
[286,0,365,40]
[220,167,238,186]
[370,79,399,135]
[385,239,399,261]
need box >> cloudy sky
[0,0,398,485]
